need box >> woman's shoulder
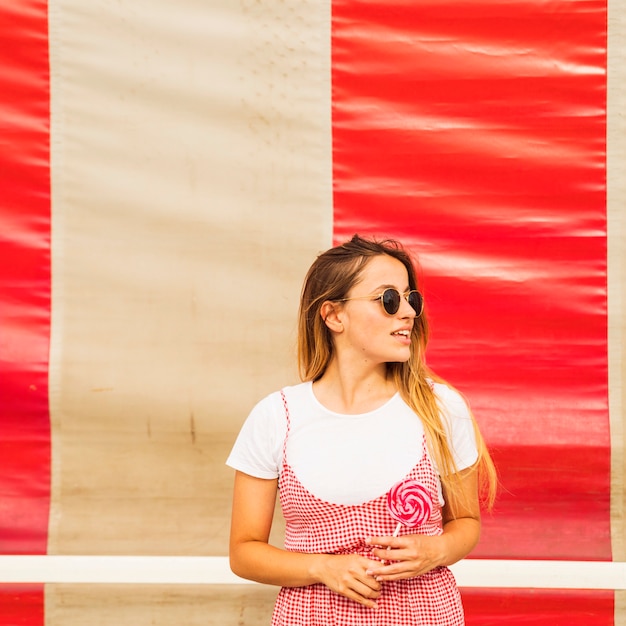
[249,381,311,416]
[226,384,310,478]
[430,380,472,420]
[429,380,478,469]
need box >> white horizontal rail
[0,556,624,589]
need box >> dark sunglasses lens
[381,289,401,315]
[408,291,423,315]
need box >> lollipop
[386,479,432,536]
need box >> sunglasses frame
[337,288,424,317]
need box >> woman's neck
[312,360,396,414]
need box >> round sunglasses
[338,288,424,317]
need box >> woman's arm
[365,465,481,581]
[229,470,382,608]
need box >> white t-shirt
[226,381,478,506]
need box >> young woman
[227,234,497,625]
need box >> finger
[348,568,382,596]
[345,585,380,609]
[370,546,410,562]
[367,561,405,577]
[368,564,417,583]
[352,579,382,600]
[356,573,382,593]
[353,559,383,589]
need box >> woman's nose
[399,295,417,318]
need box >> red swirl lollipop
[386,479,432,536]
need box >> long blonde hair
[297,234,497,510]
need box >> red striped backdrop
[0,0,616,623]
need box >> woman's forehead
[356,255,409,286]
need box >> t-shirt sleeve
[225,392,285,479]
[435,383,479,472]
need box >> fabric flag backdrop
[0,0,624,624]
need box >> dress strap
[279,389,291,465]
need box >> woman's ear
[320,300,344,333]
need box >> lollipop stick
[385,523,403,562]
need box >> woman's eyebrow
[373,283,411,291]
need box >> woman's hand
[365,533,447,581]
[311,553,382,609]
[366,465,482,583]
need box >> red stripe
[462,589,614,626]
[0,587,44,625]
[332,0,611,621]
[0,0,50,623]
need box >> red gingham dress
[272,392,465,626]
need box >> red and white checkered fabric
[272,391,465,625]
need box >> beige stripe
[47,0,330,620]
[608,0,626,620]
[46,584,278,625]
